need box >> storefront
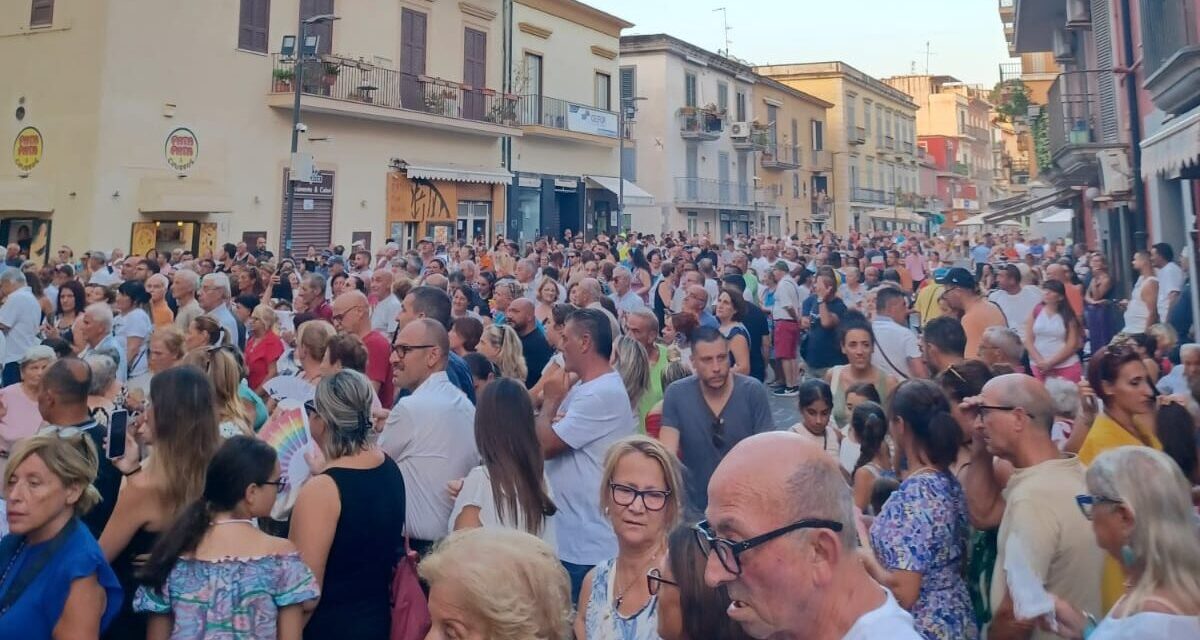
[509,173,584,243]
[719,210,752,237]
[387,162,509,249]
[132,127,230,257]
[4,126,53,263]
[278,170,334,257]
[583,176,653,239]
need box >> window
[791,119,799,156]
[717,82,729,113]
[595,72,612,110]
[875,105,883,143]
[792,173,801,198]
[845,95,857,129]
[525,53,543,99]
[735,91,746,122]
[866,157,875,188]
[849,158,859,189]
[811,120,824,150]
[238,0,270,52]
[300,0,335,55]
[687,212,698,236]
[766,104,779,147]
[684,72,698,108]
[30,0,53,26]
[620,67,635,105]
[863,99,872,134]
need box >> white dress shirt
[378,371,478,541]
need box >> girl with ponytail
[134,436,319,638]
[860,379,977,640]
[849,401,895,514]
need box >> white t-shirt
[841,588,923,640]
[371,294,402,335]
[1155,261,1184,320]
[546,370,636,565]
[0,288,41,365]
[988,286,1043,339]
[87,267,120,287]
[773,276,802,321]
[448,465,557,546]
[1033,310,1079,368]
[1091,610,1200,640]
[871,317,921,379]
[115,308,153,378]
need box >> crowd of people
[0,228,1197,639]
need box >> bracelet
[1081,611,1098,639]
[122,464,142,477]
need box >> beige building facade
[0,0,629,259]
[751,78,834,236]
[756,62,922,234]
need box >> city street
[769,389,801,430]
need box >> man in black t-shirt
[800,271,848,379]
[507,298,553,388]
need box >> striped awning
[401,161,513,184]
[1141,110,1200,179]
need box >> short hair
[923,316,966,358]
[626,308,660,335]
[982,326,1024,362]
[234,294,260,313]
[297,320,336,363]
[83,354,118,395]
[0,267,27,287]
[1086,344,1145,404]
[783,455,857,549]
[324,333,369,372]
[4,432,102,515]
[874,286,906,313]
[601,436,685,528]
[418,528,571,640]
[716,286,746,322]
[690,325,726,348]
[42,358,91,404]
[414,318,451,365]
[84,302,114,332]
[720,273,746,292]
[451,316,484,352]
[201,272,231,298]
[407,286,453,329]
[1044,377,1080,418]
[150,326,186,361]
[567,308,613,359]
[302,273,327,295]
[936,360,994,403]
[1152,242,1175,263]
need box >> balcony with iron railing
[674,177,757,210]
[761,144,801,170]
[811,194,833,219]
[1046,70,1127,182]
[848,125,866,145]
[733,125,772,151]
[999,62,1023,84]
[953,162,971,176]
[958,123,990,141]
[851,187,895,205]
[514,95,618,144]
[901,141,914,155]
[679,106,726,141]
[267,55,520,136]
[1141,0,1200,115]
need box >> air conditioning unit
[1066,0,1091,28]
[1099,148,1132,195]
[729,122,750,139]
[1053,28,1076,63]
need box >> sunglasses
[1075,494,1123,520]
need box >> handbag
[389,538,431,640]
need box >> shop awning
[958,213,991,227]
[1039,208,1074,224]
[583,176,655,206]
[137,176,232,213]
[868,208,921,223]
[0,178,53,213]
[401,161,513,184]
[983,187,1075,223]
[1141,110,1200,179]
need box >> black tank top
[304,460,407,640]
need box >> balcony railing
[902,141,914,155]
[811,195,833,219]
[679,107,725,140]
[809,149,831,169]
[959,123,990,140]
[999,62,1023,84]
[1046,70,1115,160]
[515,95,618,138]
[675,177,755,207]
[761,144,801,170]
[851,187,895,205]
[1141,0,1200,115]
[269,55,518,126]
[953,162,971,176]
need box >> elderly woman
[1044,447,1200,638]
[245,304,284,393]
[147,326,185,375]
[84,353,122,426]
[0,345,56,456]
[0,432,122,637]
[576,436,684,640]
[978,326,1026,374]
[421,527,570,639]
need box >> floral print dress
[869,471,977,640]
[134,552,319,639]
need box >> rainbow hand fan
[257,402,310,487]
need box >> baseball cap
[328,255,346,266]
[934,267,976,290]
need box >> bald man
[506,297,552,388]
[370,268,401,334]
[963,374,1101,636]
[702,432,921,639]
[683,284,719,329]
[332,290,394,406]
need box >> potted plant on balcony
[272,67,294,92]
[485,93,519,125]
[321,62,341,87]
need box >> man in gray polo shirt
[661,326,775,512]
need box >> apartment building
[751,77,834,236]
[756,62,923,235]
[508,0,635,242]
[618,34,763,237]
[0,0,632,257]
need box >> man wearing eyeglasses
[700,432,922,639]
[332,290,394,407]
[961,374,1101,639]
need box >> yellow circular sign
[164,127,198,172]
[12,127,43,172]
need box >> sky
[588,0,1015,87]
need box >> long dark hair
[1040,279,1082,337]
[474,378,556,534]
[138,436,276,590]
[56,279,87,317]
[666,524,753,640]
[851,401,889,473]
[888,379,961,469]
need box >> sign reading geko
[164,127,198,172]
[566,104,618,138]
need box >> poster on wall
[0,219,50,264]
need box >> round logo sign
[164,127,198,172]
[12,127,43,172]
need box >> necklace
[212,518,256,527]
[613,547,662,610]
[0,540,26,588]
[906,465,938,479]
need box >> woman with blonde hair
[478,323,527,383]
[183,346,253,438]
[612,335,651,411]
[265,320,335,406]
[147,326,185,374]
[534,275,560,327]
[245,304,284,394]
[1045,446,1200,638]
[420,528,571,640]
[576,436,684,640]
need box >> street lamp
[616,95,646,238]
[282,13,339,257]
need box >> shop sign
[292,170,335,198]
[12,127,43,172]
[164,128,198,172]
[567,104,618,138]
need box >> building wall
[751,80,831,235]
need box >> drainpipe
[1118,0,1146,246]
[502,0,514,240]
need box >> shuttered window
[30,0,54,26]
[1091,0,1120,143]
[684,72,697,108]
[238,0,270,53]
[300,0,334,54]
[619,67,635,106]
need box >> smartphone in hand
[107,409,128,460]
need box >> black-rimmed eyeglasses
[392,344,435,357]
[693,518,844,575]
[609,483,671,511]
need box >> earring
[1120,544,1136,568]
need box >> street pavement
[769,390,800,430]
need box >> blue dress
[584,558,659,640]
[869,471,977,640]
[0,518,122,638]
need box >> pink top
[0,384,44,452]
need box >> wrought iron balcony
[1046,70,1126,182]
[811,194,833,219]
[268,55,519,132]
[959,123,990,141]
[884,135,896,150]
[851,187,895,205]
[761,144,801,170]
[953,162,971,176]
[902,141,914,155]
[679,107,726,140]
[675,177,756,209]
[515,95,618,139]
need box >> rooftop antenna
[922,40,937,75]
[713,7,731,57]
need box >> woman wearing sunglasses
[575,436,683,640]
[650,524,752,640]
[134,436,319,639]
[1042,447,1200,638]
